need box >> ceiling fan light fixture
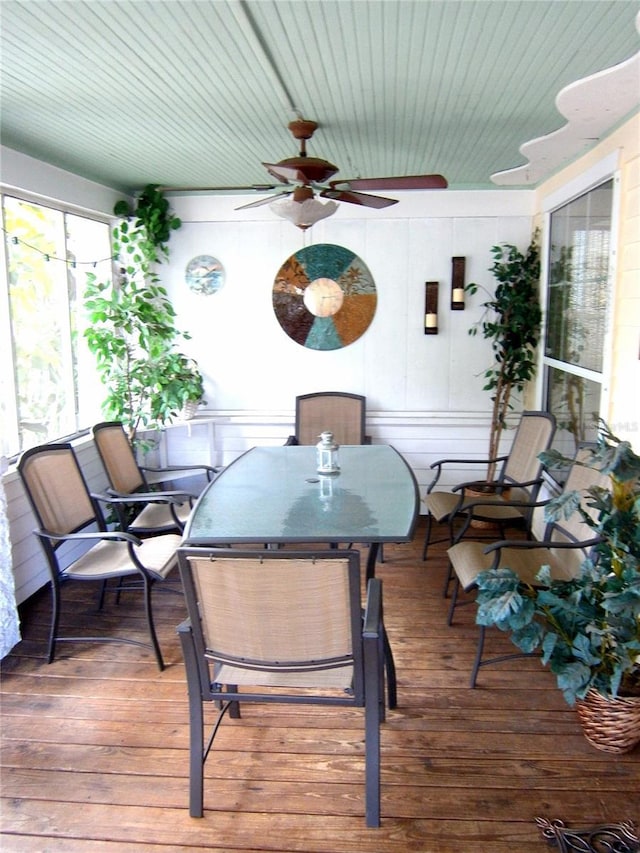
[269,193,338,230]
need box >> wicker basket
[466,483,510,530]
[576,689,640,754]
[181,400,200,420]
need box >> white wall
[164,190,534,415]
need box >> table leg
[383,628,397,709]
[365,542,397,707]
[365,542,379,582]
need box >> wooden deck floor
[2,518,638,852]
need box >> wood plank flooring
[2,518,638,852]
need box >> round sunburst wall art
[272,244,377,350]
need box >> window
[1,194,113,458]
[542,176,615,463]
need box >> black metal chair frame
[18,442,180,669]
[422,411,556,565]
[93,420,219,536]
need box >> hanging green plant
[112,183,181,262]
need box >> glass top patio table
[183,444,419,578]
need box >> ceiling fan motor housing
[288,119,318,140]
[273,156,339,184]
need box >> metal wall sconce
[451,256,466,310]
[424,281,438,334]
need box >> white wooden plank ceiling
[1,0,638,194]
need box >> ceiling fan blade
[235,190,291,211]
[160,184,278,193]
[330,174,448,191]
[319,189,398,209]
[262,162,302,184]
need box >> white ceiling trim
[492,13,640,186]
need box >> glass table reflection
[183,444,419,580]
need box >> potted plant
[84,185,206,441]
[467,233,542,481]
[163,352,206,420]
[475,423,640,753]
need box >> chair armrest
[502,476,544,490]
[141,463,220,481]
[453,476,542,495]
[284,435,299,446]
[102,488,192,504]
[430,455,507,470]
[483,536,602,556]
[362,578,382,637]
[37,528,143,546]
[452,478,506,494]
[427,456,508,492]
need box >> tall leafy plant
[84,185,204,441]
[467,234,542,480]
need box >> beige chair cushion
[65,533,180,580]
[214,662,354,690]
[448,538,583,592]
[425,489,529,524]
[129,500,191,532]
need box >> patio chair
[285,391,371,445]
[422,411,556,565]
[92,421,219,536]
[446,444,608,686]
[177,548,385,827]
[284,392,383,561]
[18,442,181,669]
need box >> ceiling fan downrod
[288,119,318,158]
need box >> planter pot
[576,688,640,754]
[181,400,200,420]
[466,482,510,530]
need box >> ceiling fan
[235,119,448,217]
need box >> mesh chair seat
[128,500,192,533]
[214,663,355,689]
[448,539,581,592]
[64,535,179,581]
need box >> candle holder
[316,431,340,474]
[424,281,438,335]
[451,257,466,310]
